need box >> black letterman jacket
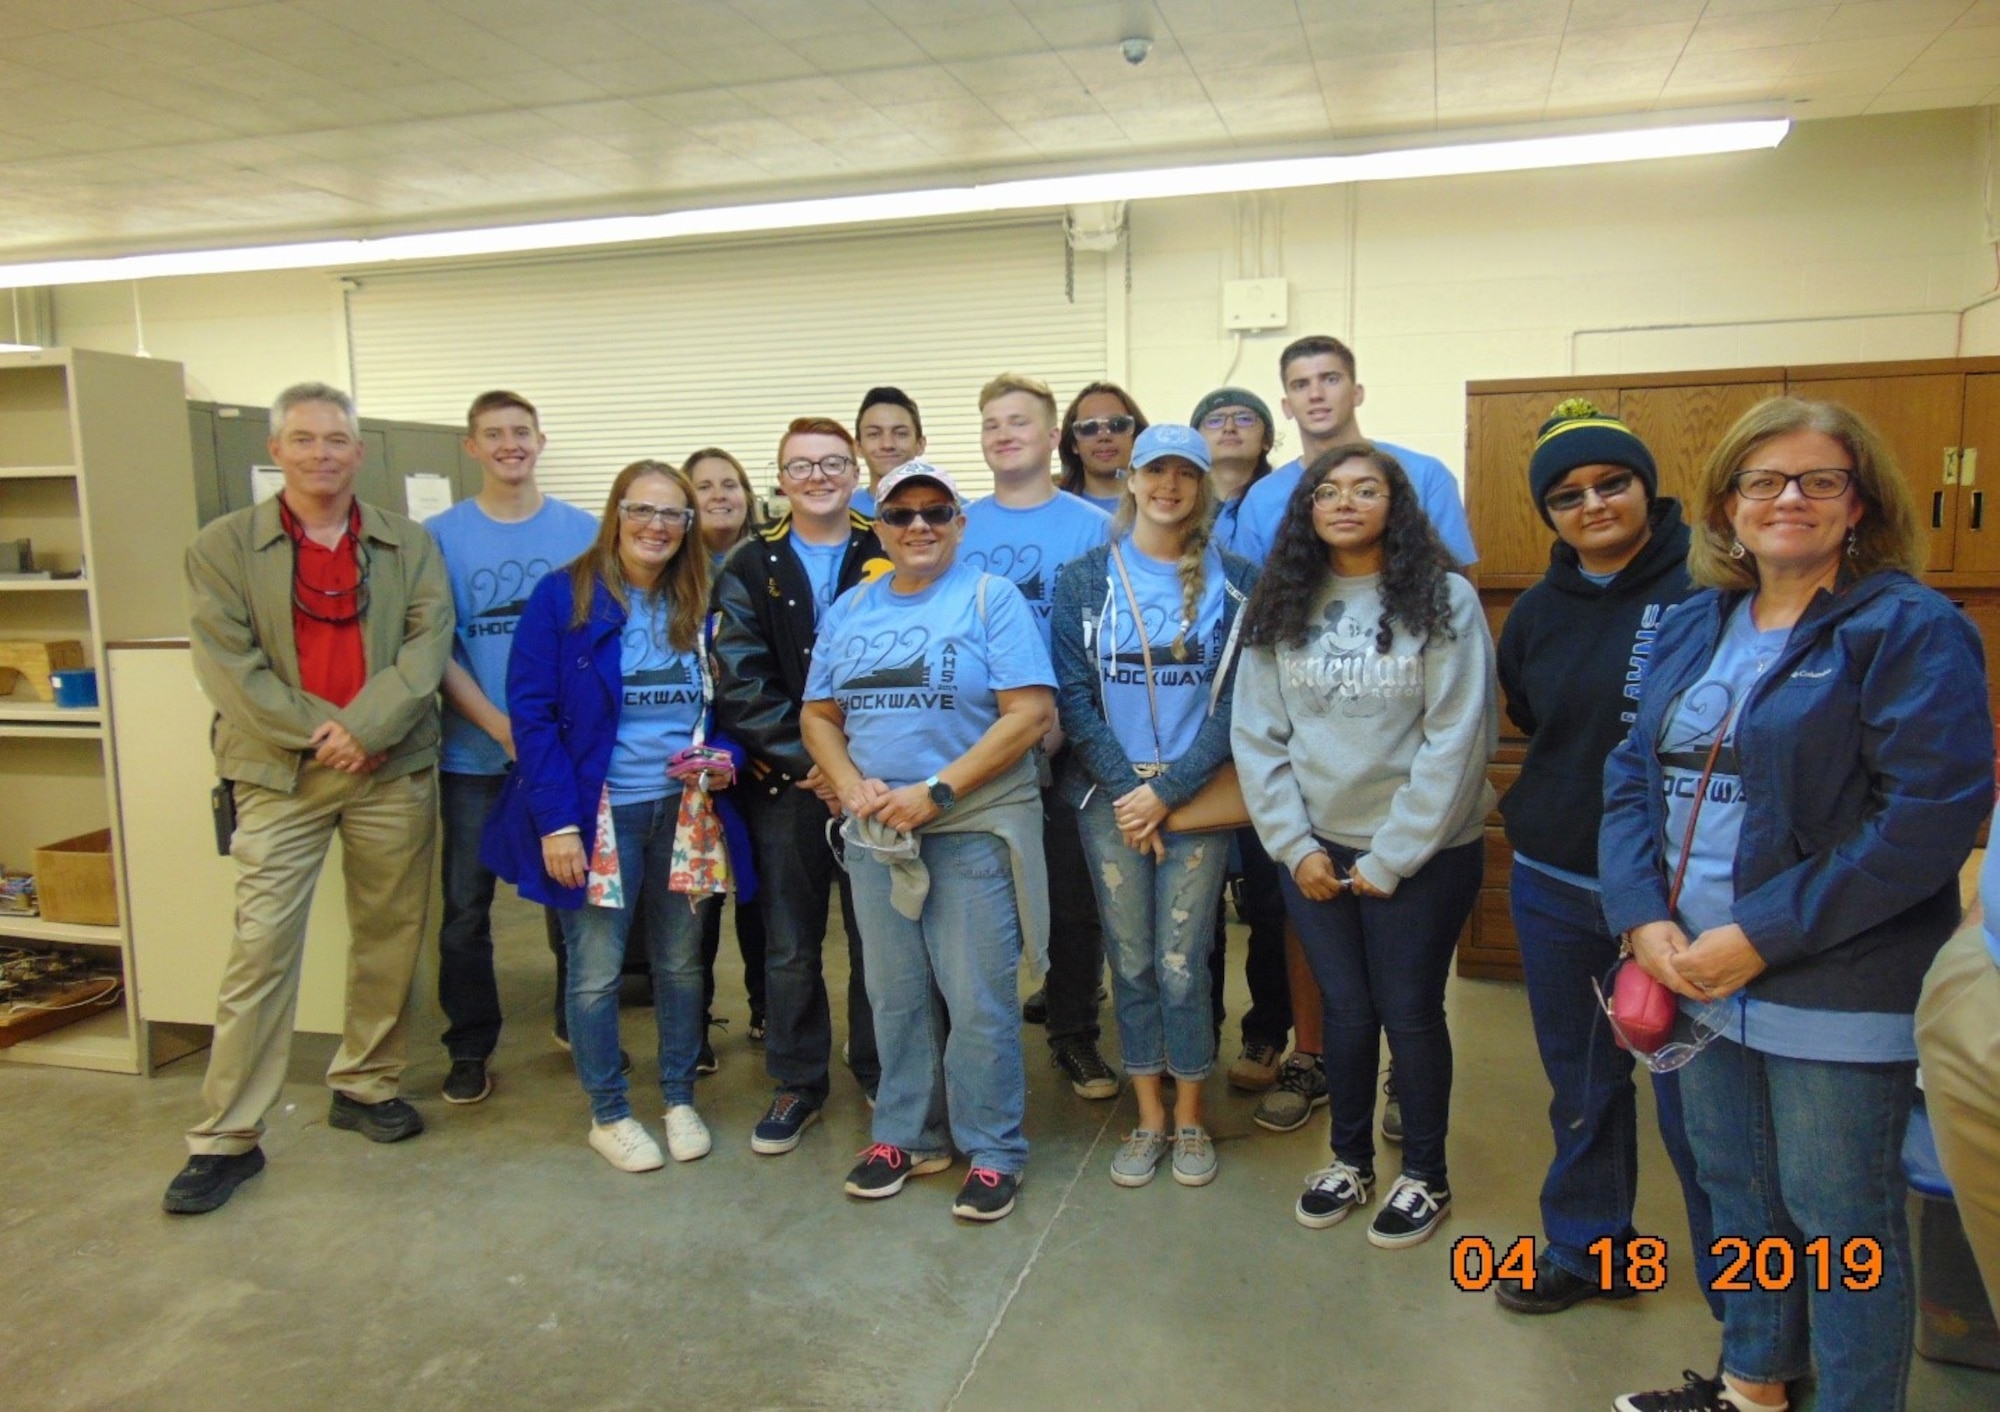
[709,508,888,787]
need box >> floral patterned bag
[668,643,731,906]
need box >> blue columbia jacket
[1599,570,1991,1017]
[481,570,753,910]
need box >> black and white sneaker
[1613,1368,1786,1412]
[1050,1039,1119,1099]
[1366,1173,1451,1248]
[1295,1160,1374,1229]
[441,1058,492,1104]
[844,1143,952,1199]
[951,1167,1021,1222]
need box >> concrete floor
[3,896,1995,1412]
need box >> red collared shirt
[280,497,367,708]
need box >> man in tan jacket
[164,382,453,1216]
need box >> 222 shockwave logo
[465,558,565,639]
[622,622,702,708]
[962,544,1052,620]
[829,624,959,711]
[1095,602,1218,688]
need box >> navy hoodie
[1497,498,1696,878]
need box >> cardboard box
[33,829,117,926]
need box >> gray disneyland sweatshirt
[1231,572,1499,895]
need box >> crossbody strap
[1107,543,1165,769]
[1666,702,1737,915]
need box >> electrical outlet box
[1223,278,1288,332]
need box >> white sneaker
[589,1117,664,1172]
[663,1104,712,1162]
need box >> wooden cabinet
[0,349,204,1073]
[1463,356,2000,980]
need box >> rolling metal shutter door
[344,217,1105,507]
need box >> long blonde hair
[1110,461,1220,660]
[566,460,707,651]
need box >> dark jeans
[751,784,877,1104]
[1041,777,1103,1048]
[1280,837,1482,1185]
[438,771,506,1061]
[1512,863,1722,1315]
[700,892,768,1022]
[1209,824,1292,1048]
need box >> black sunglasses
[1073,415,1136,439]
[877,503,957,528]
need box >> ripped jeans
[1077,789,1229,1080]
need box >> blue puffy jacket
[481,569,754,910]
[1599,570,1991,1017]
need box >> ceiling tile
[1557,22,1698,65]
[1885,56,2000,91]
[635,89,770,126]
[1927,26,2000,60]
[728,0,884,41]
[1563,0,1704,33]
[678,45,824,86]
[3,0,155,31]
[731,76,866,117]
[903,12,1063,65]
[875,97,1008,134]
[1865,84,1999,114]
[1211,95,1332,137]
[1177,26,1312,76]
[1792,35,1937,73]
[797,27,931,71]
[1153,0,1310,36]
[1063,50,1203,94]
[980,84,1108,124]
[363,80,506,120]
[1302,7,1435,61]
[832,63,970,104]
[1819,1,1972,43]
[1436,38,1560,105]
[1435,0,1571,46]
[1020,1,1160,50]
[1549,55,1675,95]
[465,67,611,105]
[1005,112,1134,153]
[945,53,1080,97]
[1317,51,1438,104]
[1668,46,1804,85]
[1958,1,2000,25]
[1683,8,1834,53]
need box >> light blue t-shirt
[1662,598,1915,1062]
[1075,489,1122,515]
[805,560,1055,786]
[1231,442,1478,567]
[794,537,847,622]
[607,594,705,805]
[1088,537,1228,765]
[960,492,1112,652]
[425,496,600,775]
[851,485,877,519]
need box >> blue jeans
[1512,864,1722,1314]
[848,830,1029,1174]
[1280,838,1481,1184]
[1077,791,1228,1079]
[1678,1036,1917,1411]
[749,785,877,1105]
[559,796,709,1123]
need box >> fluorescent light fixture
[0,118,1787,290]
[0,343,41,352]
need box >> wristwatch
[924,774,956,812]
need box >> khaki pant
[1916,922,2000,1310]
[186,763,437,1156]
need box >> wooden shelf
[0,465,80,480]
[0,723,103,741]
[0,1005,136,1074]
[0,579,88,592]
[0,701,101,725]
[0,916,124,948]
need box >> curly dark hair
[1242,442,1456,652]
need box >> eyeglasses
[1543,469,1639,515]
[1311,482,1387,507]
[1589,972,1736,1074]
[1732,467,1853,500]
[1201,411,1262,431]
[618,502,695,529]
[779,455,856,482]
[877,503,957,529]
[1073,415,1136,439]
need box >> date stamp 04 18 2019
[1450,1235,1887,1295]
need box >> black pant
[749,783,878,1103]
[700,892,768,1022]
[1041,779,1104,1048]
[1209,824,1292,1048]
